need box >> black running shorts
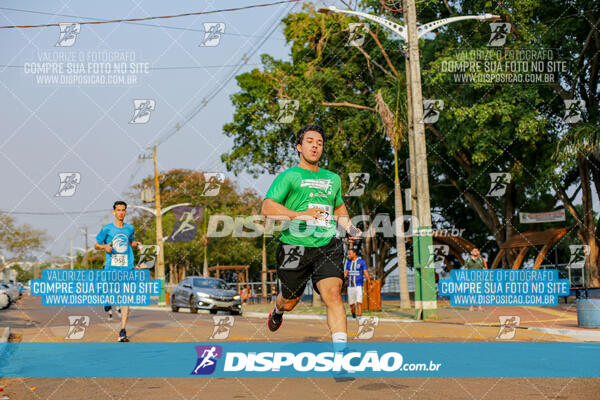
[276,237,345,299]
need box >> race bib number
[111,254,128,267]
[306,203,332,228]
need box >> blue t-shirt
[96,223,135,270]
[345,258,367,287]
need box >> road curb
[0,326,10,343]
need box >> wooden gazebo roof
[491,226,574,269]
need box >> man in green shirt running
[262,124,361,349]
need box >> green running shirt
[265,166,343,247]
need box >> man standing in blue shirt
[95,201,141,342]
[344,248,371,319]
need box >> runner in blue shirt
[94,201,141,342]
[344,248,371,318]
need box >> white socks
[332,332,348,353]
[274,304,284,315]
[332,332,347,342]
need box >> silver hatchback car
[171,276,242,315]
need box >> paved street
[1,295,599,399]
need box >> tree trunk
[394,169,411,309]
[262,231,267,300]
[578,155,600,287]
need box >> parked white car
[0,283,19,303]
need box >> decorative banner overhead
[519,209,565,224]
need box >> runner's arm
[94,226,112,252]
[333,203,362,240]
[94,242,111,252]
[129,228,141,249]
[261,198,324,221]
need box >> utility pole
[405,0,436,319]
[203,208,209,277]
[318,4,497,320]
[82,226,89,267]
[153,144,166,304]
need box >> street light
[319,4,499,319]
[318,6,498,39]
[129,203,191,217]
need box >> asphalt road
[1,295,598,400]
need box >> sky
[0,0,341,259]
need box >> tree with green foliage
[223,0,600,288]
[222,4,415,288]
[0,212,48,265]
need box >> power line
[0,0,300,29]
[0,209,109,215]
[0,6,286,41]
[0,63,263,70]
[153,1,298,147]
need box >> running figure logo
[487,22,511,47]
[276,99,299,124]
[427,245,449,270]
[355,316,379,339]
[486,173,511,197]
[347,173,370,197]
[496,315,520,340]
[129,99,156,124]
[55,172,81,197]
[421,100,444,124]
[65,315,90,339]
[199,23,225,47]
[201,173,225,196]
[56,23,80,47]
[167,207,204,242]
[137,245,159,269]
[567,245,590,269]
[346,23,369,47]
[209,316,234,340]
[563,100,585,124]
[191,345,222,375]
[280,245,305,270]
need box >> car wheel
[209,309,218,315]
[230,310,241,316]
[170,295,179,312]
[189,296,198,314]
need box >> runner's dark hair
[113,200,127,210]
[295,124,325,147]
